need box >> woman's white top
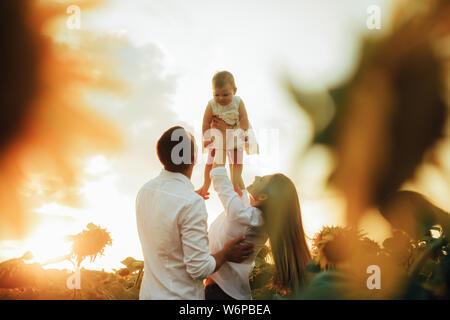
[208,167,268,300]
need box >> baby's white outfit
[205,95,259,155]
[210,95,242,127]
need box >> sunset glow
[1,0,449,282]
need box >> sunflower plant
[66,223,112,268]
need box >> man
[136,126,253,299]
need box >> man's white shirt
[136,169,216,300]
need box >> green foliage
[249,246,294,299]
[250,256,277,299]
[249,225,449,300]
[120,257,144,274]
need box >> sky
[4,0,440,272]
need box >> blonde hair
[212,71,236,89]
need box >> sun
[23,220,73,269]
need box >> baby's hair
[212,71,236,89]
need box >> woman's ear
[257,193,268,202]
[233,87,237,94]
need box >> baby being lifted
[196,71,258,199]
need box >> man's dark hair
[157,126,196,173]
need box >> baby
[196,71,257,199]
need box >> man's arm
[179,199,216,280]
[179,198,253,279]
[211,236,253,272]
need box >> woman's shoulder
[248,206,264,227]
[230,201,264,228]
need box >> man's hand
[211,116,232,134]
[223,236,254,263]
[212,236,254,272]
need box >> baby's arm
[238,99,249,131]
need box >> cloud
[78,33,197,196]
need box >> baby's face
[213,83,236,106]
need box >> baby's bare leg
[232,164,243,186]
[196,149,215,199]
[228,162,238,192]
[238,174,245,190]
[230,149,244,196]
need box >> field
[0,260,140,300]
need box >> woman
[204,118,311,299]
